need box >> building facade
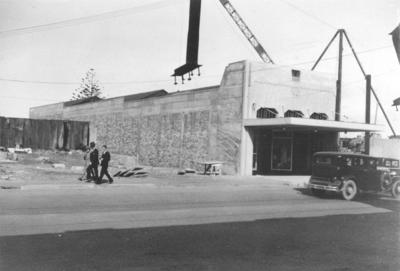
[30,60,382,175]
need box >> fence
[0,117,89,150]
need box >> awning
[243,117,384,132]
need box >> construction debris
[178,168,197,175]
[113,167,148,178]
[70,166,84,172]
[6,153,18,161]
[52,163,66,169]
[8,147,32,154]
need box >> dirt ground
[0,150,309,189]
[0,150,87,187]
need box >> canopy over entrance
[244,117,383,133]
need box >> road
[0,178,399,270]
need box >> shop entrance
[251,128,337,175]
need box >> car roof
[313,152,377,158]
[313,152,400,162]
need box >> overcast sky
[0,0,399,136]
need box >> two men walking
[85,142,113,184]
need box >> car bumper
[308,183,340,192]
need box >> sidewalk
[1,174,310,191]
[1,153,310,191]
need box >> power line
[249,44,393,71]
[0,95,63,102]
[0,0,180,38]
[0,74,222,85]
[0,77,170,85]
[0,78,79,85]
[288,44,392,67]
[213,0,260,59]
[0,41,392,86]
[342,68,399,86]
[281,0,337,30]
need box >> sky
[0,0,399,137]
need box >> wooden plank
[0,117,89,150]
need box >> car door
[358,158,380,191]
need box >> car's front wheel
[391,180,400,199]
[341,179,358,201]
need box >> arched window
[284,110,304,118]
[310,112,328,120]
[256,108,278,118]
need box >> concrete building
[30,60,383,175]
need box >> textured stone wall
[31,87,217,171]
[82,110,210,170]
[29,103,64,120]
[211,61,245,175]
[29,61,248,174]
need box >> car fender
[391,176,400,183]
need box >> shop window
[252,153,257,171]
[271,137,292,171]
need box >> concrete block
[71,166,84,172]
[6,153,18,161]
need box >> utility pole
[336,29,344,121]
[365,75,371,154]
[312,29,397,137]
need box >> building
[30,60,383,175]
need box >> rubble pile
[113,167,149,178]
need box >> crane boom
[219,0,274,64]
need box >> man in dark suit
[86,141,99,183]
[99,145,113,184]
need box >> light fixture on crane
[172,0,202,85]
[172,0,274,84]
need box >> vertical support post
[239,61,252,176]
[365,75,371,154]
[336,29,344,121]
[342,30,396,136]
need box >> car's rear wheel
[341,179,358,201]
[311,188,325,197]
[391,180,400,199]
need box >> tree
[71,68,103,100]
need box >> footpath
[0,151,309,191]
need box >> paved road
[0,180,399,270]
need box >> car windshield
[378,159,400,168]
[315,156,334,165]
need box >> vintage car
[308,152,400,200]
